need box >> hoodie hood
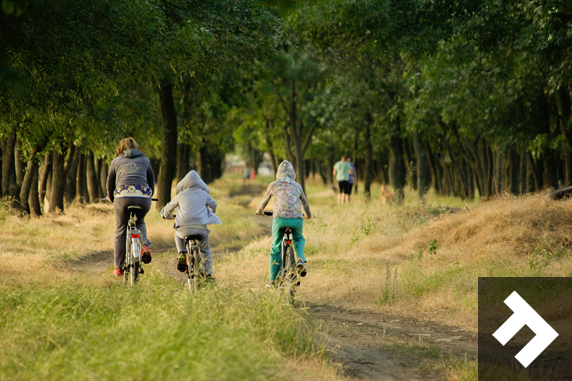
[121,149,144,158]
[177,170,210,194]
[276,161,296,181]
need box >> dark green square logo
[479,277,572,380]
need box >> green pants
[270,218,306,281]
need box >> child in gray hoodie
[161,170,222,276]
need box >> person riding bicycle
[256,160,312,284]
[106,137,155,277]
[160,170,222,279]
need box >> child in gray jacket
[161,170,222,276]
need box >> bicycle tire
[124,233,130,285]
[282,245,296,304]
[185,242,198,292]
[192,246,200,291]
[130,238,141,285]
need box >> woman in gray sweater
[106,137,155,277]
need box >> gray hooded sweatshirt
[161,170,222,228]
[106,149,155,202]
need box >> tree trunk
[557,86,572,149]
[156,82,178,209]
[508,147,520,195]
[39,152,52,207]
[94,155,103,199]
[176,143,190,182]
[530,153,543,191]
[264,119,279,174]
[29,167,41,216]
[426,144,441,194]
[19,147,39,213]
[2,133,16,199]
[389,133,406,202]
[495,149,503,194]
[540,92,559,189]
[86,150,100,203]
[100,159,108,197]
[198,140,208,183]
[557,87,572,186]
[520,145,528,193]
[364,115,374,199]
[76,154,88,203]
[14,139,25,187]
[403,137,416,190]
[413,131,430,199]
[65,144,82,203]
[48,148,65,213]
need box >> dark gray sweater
[106,149,155,202]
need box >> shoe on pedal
[205,274,216,284]
[297,259,307,277]
[142,245,152,264]
[177,252,187,273]
[113,267,123,277]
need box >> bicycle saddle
[185,234,202,241]
[127,206,142,210]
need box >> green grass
[0,274,320,381]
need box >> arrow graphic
[492,291,559,368]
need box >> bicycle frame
[124,209,143,285]
[185,238,204,292]
[280,227,298,300]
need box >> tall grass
[0,275,320,381]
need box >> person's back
[256,161,311,284]
[333,156,352,203]
[161,170,221,277]
[106,138,155,277]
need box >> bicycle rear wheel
[130,239,141,285]
[186,243,199,292]
[282,245,296,304]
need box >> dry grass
[284,188,572,331]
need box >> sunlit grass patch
[0,275,324,381]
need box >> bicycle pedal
[139,267,144,275]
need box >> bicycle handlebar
[101,198,158,202]
[258,211,308,218]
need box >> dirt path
[67,186,477,380]
[309,304,476,380]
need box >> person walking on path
[106,137,155,277]
[333,155,353,204]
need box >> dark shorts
[338,181,351,194]
[347,182,354,195]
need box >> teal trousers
[269,218,306,281]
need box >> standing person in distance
[333,155,353,204]
[106,137,155,277]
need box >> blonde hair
[116,137,140,156]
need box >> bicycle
[261,211,300,304]
[124,205,144,285]
[102,198,157,286]
[183,234,206,292]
